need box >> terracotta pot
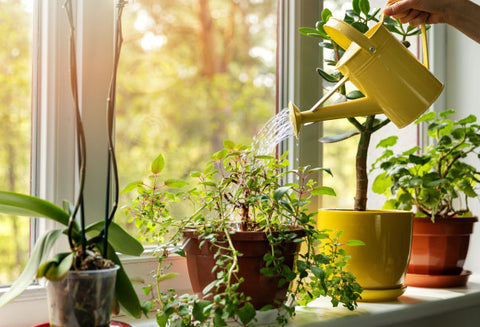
[183,229,303,310]
[407,217,477,276]
[317,209,413,302]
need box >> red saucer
[32,321,131,327]
[405,270,472,288]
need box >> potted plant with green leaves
[294,0,433,301]
[125,141,363,326]
[372,109,480,288]
[0,1,144,325]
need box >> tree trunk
[354,129,371,211]
[197,0,218,77]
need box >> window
[114,0,278,241]
[0,0,33,286]
[0,0,446,326]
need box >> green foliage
[372,110,480,220]
[299,0,423,211]
[0,192,145,316]
[127,142,363,326]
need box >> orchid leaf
[0,191,69,226]
[85,221,144,256]
[37,252,74,281]
[98,241,143,318]
[0,229,64,308]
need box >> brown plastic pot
[183,229,303,310]
[407,217,477,276]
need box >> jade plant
[372,110,480,220]
[0,0,144,318]
[125,141,363,326]
[299,0,423,210]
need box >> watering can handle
[324,18,378,53]
[324,17,430,69]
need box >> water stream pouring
[289,17,444,137]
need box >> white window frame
[0,1,454,326]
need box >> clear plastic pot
[46,266,119,327]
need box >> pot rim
[65,264,120,276]
[319,208,412,214]
[413,216,478,223]
[182,227,306,241]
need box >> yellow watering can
[289,17,444,137]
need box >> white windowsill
[117,275,480,327]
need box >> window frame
[0,1,444,326]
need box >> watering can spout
[289,98,382,137]
[289,18,444,138]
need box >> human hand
[383,0,449,26]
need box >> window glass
[0,0,32,285]
[115,0,277,241]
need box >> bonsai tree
[125,141,364,326]
[372,110,480,220]
[0,0,144,319]
[299,0,424,210]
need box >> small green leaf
[321,8,332,23]
[346,90,365,99]
[237,302,256,325]
[190,171,201,178]
[38,252,74,281]
[173,248,186,257]
[376,136,398,148]
[359,0,370,15]
[151,154,165,174]
[312,186,336,196]
[274,186,292,201]
[298,27,322,38]
[346,240,366,246]
[352,22,369,33]
[352,0,361,14]
[121,180,143,193]
[458,114,477,125]
[193,300,211,322]
[459,179,477,197]
[372,172,391,195]
[165,179,188,188]
[439,109,455,118]
[415,111,436,123]
[223,139,235,149]
[213,313,227,327]
[316,67,339,83]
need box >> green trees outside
[115,0,277,238]
[0,0,32,284]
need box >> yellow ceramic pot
[317,209,413,302]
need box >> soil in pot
[183,229,303,310]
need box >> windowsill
[117,275,480,327]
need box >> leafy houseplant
[0,0,144,324]
[299,0,423,211]
[125,141,363,326]
[297,0,422,301]
[372,110,480,286]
